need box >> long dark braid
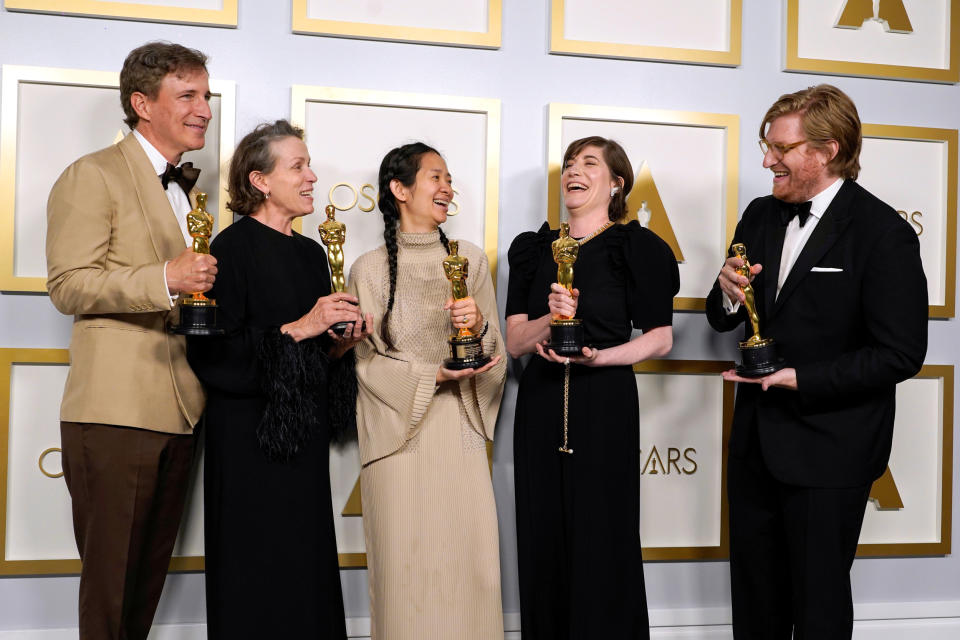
[437,227,450,254]
[377,142,443,349]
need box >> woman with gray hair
[188,120,371,638]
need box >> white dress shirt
[724,178,844,313]
[132,130,192,307]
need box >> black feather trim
[256,329,328,462]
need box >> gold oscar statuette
[318,204,359,336]
[171,192,224,336]
[546,222,584,356]
[442,239,490,370]
[731,243,783,377]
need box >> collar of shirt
[806,177,844,222]
[132,129,177,176]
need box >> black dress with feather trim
[187,215,349,639]
[506,221,679,640]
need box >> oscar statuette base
[330,300,366,336]
[546,319,584,357]
[170,297,225,336]
[444,334,491,370]
[330,320,367,337]
[735,338,784,378]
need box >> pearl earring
[610,187,619,197]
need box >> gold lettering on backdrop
[869,466,904,509]
[643,447,665,474]
[639,446,698,475]
[836,0,913,34]
[327,182,460,214]
[113,130,125,145]
[328,182,359,211]
[683,447,698,474]
[359,183,377,212]
[626,161,685,262]
[38,447,64,478]
[897,210,924,236]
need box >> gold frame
[0,348,204,576]
[0,65,236,293]
[785,0,960,83]
[547,103,740,311]
[290,86,502,284]
[550,0,742,66]
[291,0,501,49]
[634,359,735,561]
[4,0,237,26]
[857,364,954,557]
[861,124,957,319]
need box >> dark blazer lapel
[771,182,855,316]
[117,134,189,261]
[762,203,786,319]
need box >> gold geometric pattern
[625,161,685,262]
[836,0,913,34]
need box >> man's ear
[821,140,840,167]
[130,91,151,124]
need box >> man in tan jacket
[46,42,217,640]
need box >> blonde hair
[760,84,861,180]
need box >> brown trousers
[60,421,195,640]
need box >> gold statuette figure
[442,240,490,370]
[442,240,471,338]
[552,222,580,318]
[187,192,214,256]
[318,204,347,293]
[172,192,224,335]
[731,243,783,377]
[546,222,584,356]
[732,243,765,347]
[318,204,356,335]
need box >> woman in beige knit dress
[348,142,506,639]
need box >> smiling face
[561,144,620,217]
[394,152,453,232]
[763,112,836,203]
[133,69,211,164]
[257,136,317,218]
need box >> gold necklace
[575,220,614,246]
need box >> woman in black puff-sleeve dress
[505,137,679,640]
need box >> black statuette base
[331,320,367,337]
[736,338,784,378]
[546,320,584,357]
[171,302,224,336]
[444,334,491,370]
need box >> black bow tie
[779,200,813,228]
[159,162,200,196]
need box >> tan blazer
[46,133,204,434]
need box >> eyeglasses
[759,138,807,159]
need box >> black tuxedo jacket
[706,180,928,488]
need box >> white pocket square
[811,266,843,273]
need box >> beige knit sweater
[349,230,506,640]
